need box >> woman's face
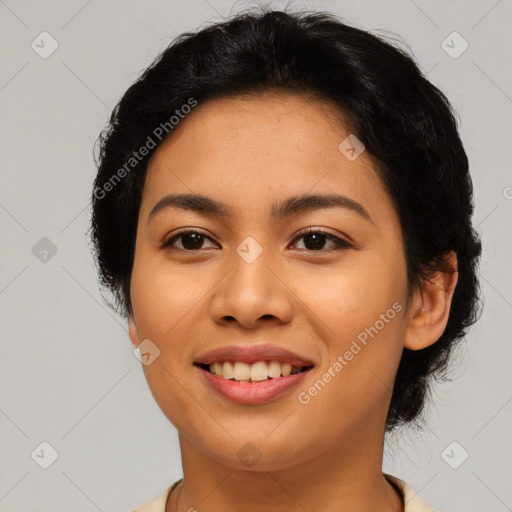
[128,92,412,470]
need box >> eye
[161,229,218,251]
[290,228,352,252]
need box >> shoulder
[132,479,183,512]
[385,474,437,512]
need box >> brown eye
[291,229,352,252]
[161,230,218,251]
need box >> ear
[128,313,141,348]
[403,251,458,351]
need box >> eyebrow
[147,192,374,225]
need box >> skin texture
[127,92,458,512]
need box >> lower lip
[196,365,312,405]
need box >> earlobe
[404,251,458,351]
[128,314,140,348]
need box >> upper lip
[194,343,315,367]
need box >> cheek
[130,254,203,431]
[295,291,405,443]
[297,245,407,336]
[298,249,407,406]
[130,247,209,340]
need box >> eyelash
[161,227,352,253]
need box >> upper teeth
[209,361,303,381]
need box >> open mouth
[194,361,314,383]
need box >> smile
[195,361,314,405]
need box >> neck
[167,429,403,512]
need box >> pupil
[304,233,325,250]
[183,233,204,250]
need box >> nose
[208,246,294,329]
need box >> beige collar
[385,474,435,512]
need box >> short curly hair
[90,8,482,431]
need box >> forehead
[156,91,352,161]
[140,92,394,224]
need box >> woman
[90,8,482,512]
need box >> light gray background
[0,0,511,511]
